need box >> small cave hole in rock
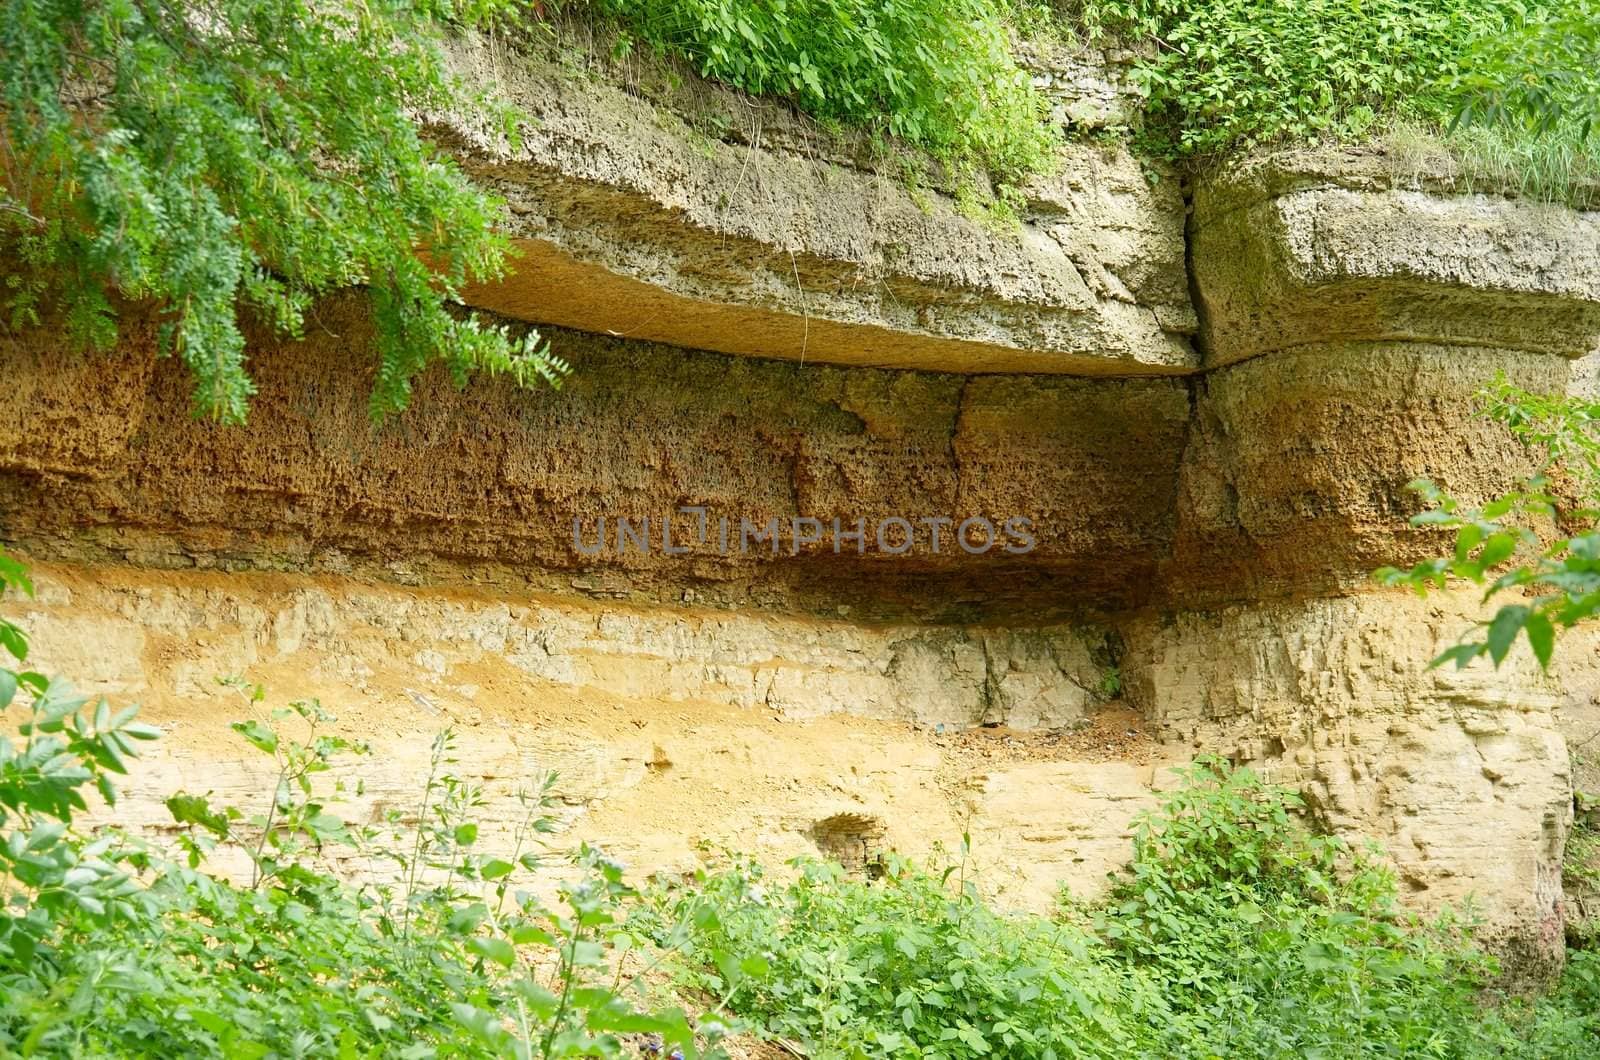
[811,813,888,879]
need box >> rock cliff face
[4,33,1600,979]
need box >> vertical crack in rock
[977,632,999,727]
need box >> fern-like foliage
[0,0,566,422]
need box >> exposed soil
[937,704,1162,767]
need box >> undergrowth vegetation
[0,552,716,1057]
[643,760,1600,1058]
[4,539,1599,1056]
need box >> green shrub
[1075,0,1573,160]
[1095,757,1498,1057]
[592,0,1056,200]
[644,855,1167,1057]
[651,758,1600,1057]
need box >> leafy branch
[0,0,568,422]
[1448,0,1600,142]
[1376,378,1600,671]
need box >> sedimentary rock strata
[5,39,1600,979]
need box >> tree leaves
[1526,611,1556,669]
[0,0,567,423]
[1378,377,1600,672]
[1486,603,1530,666]
[1449,0,1600,144]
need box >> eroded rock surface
[6,63,1600,980]
[0,299,1190,620]
[1164,342,1558,605]
[16,562,1160,911]
[438,34,1195,376]
[1193,146,1600,366]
